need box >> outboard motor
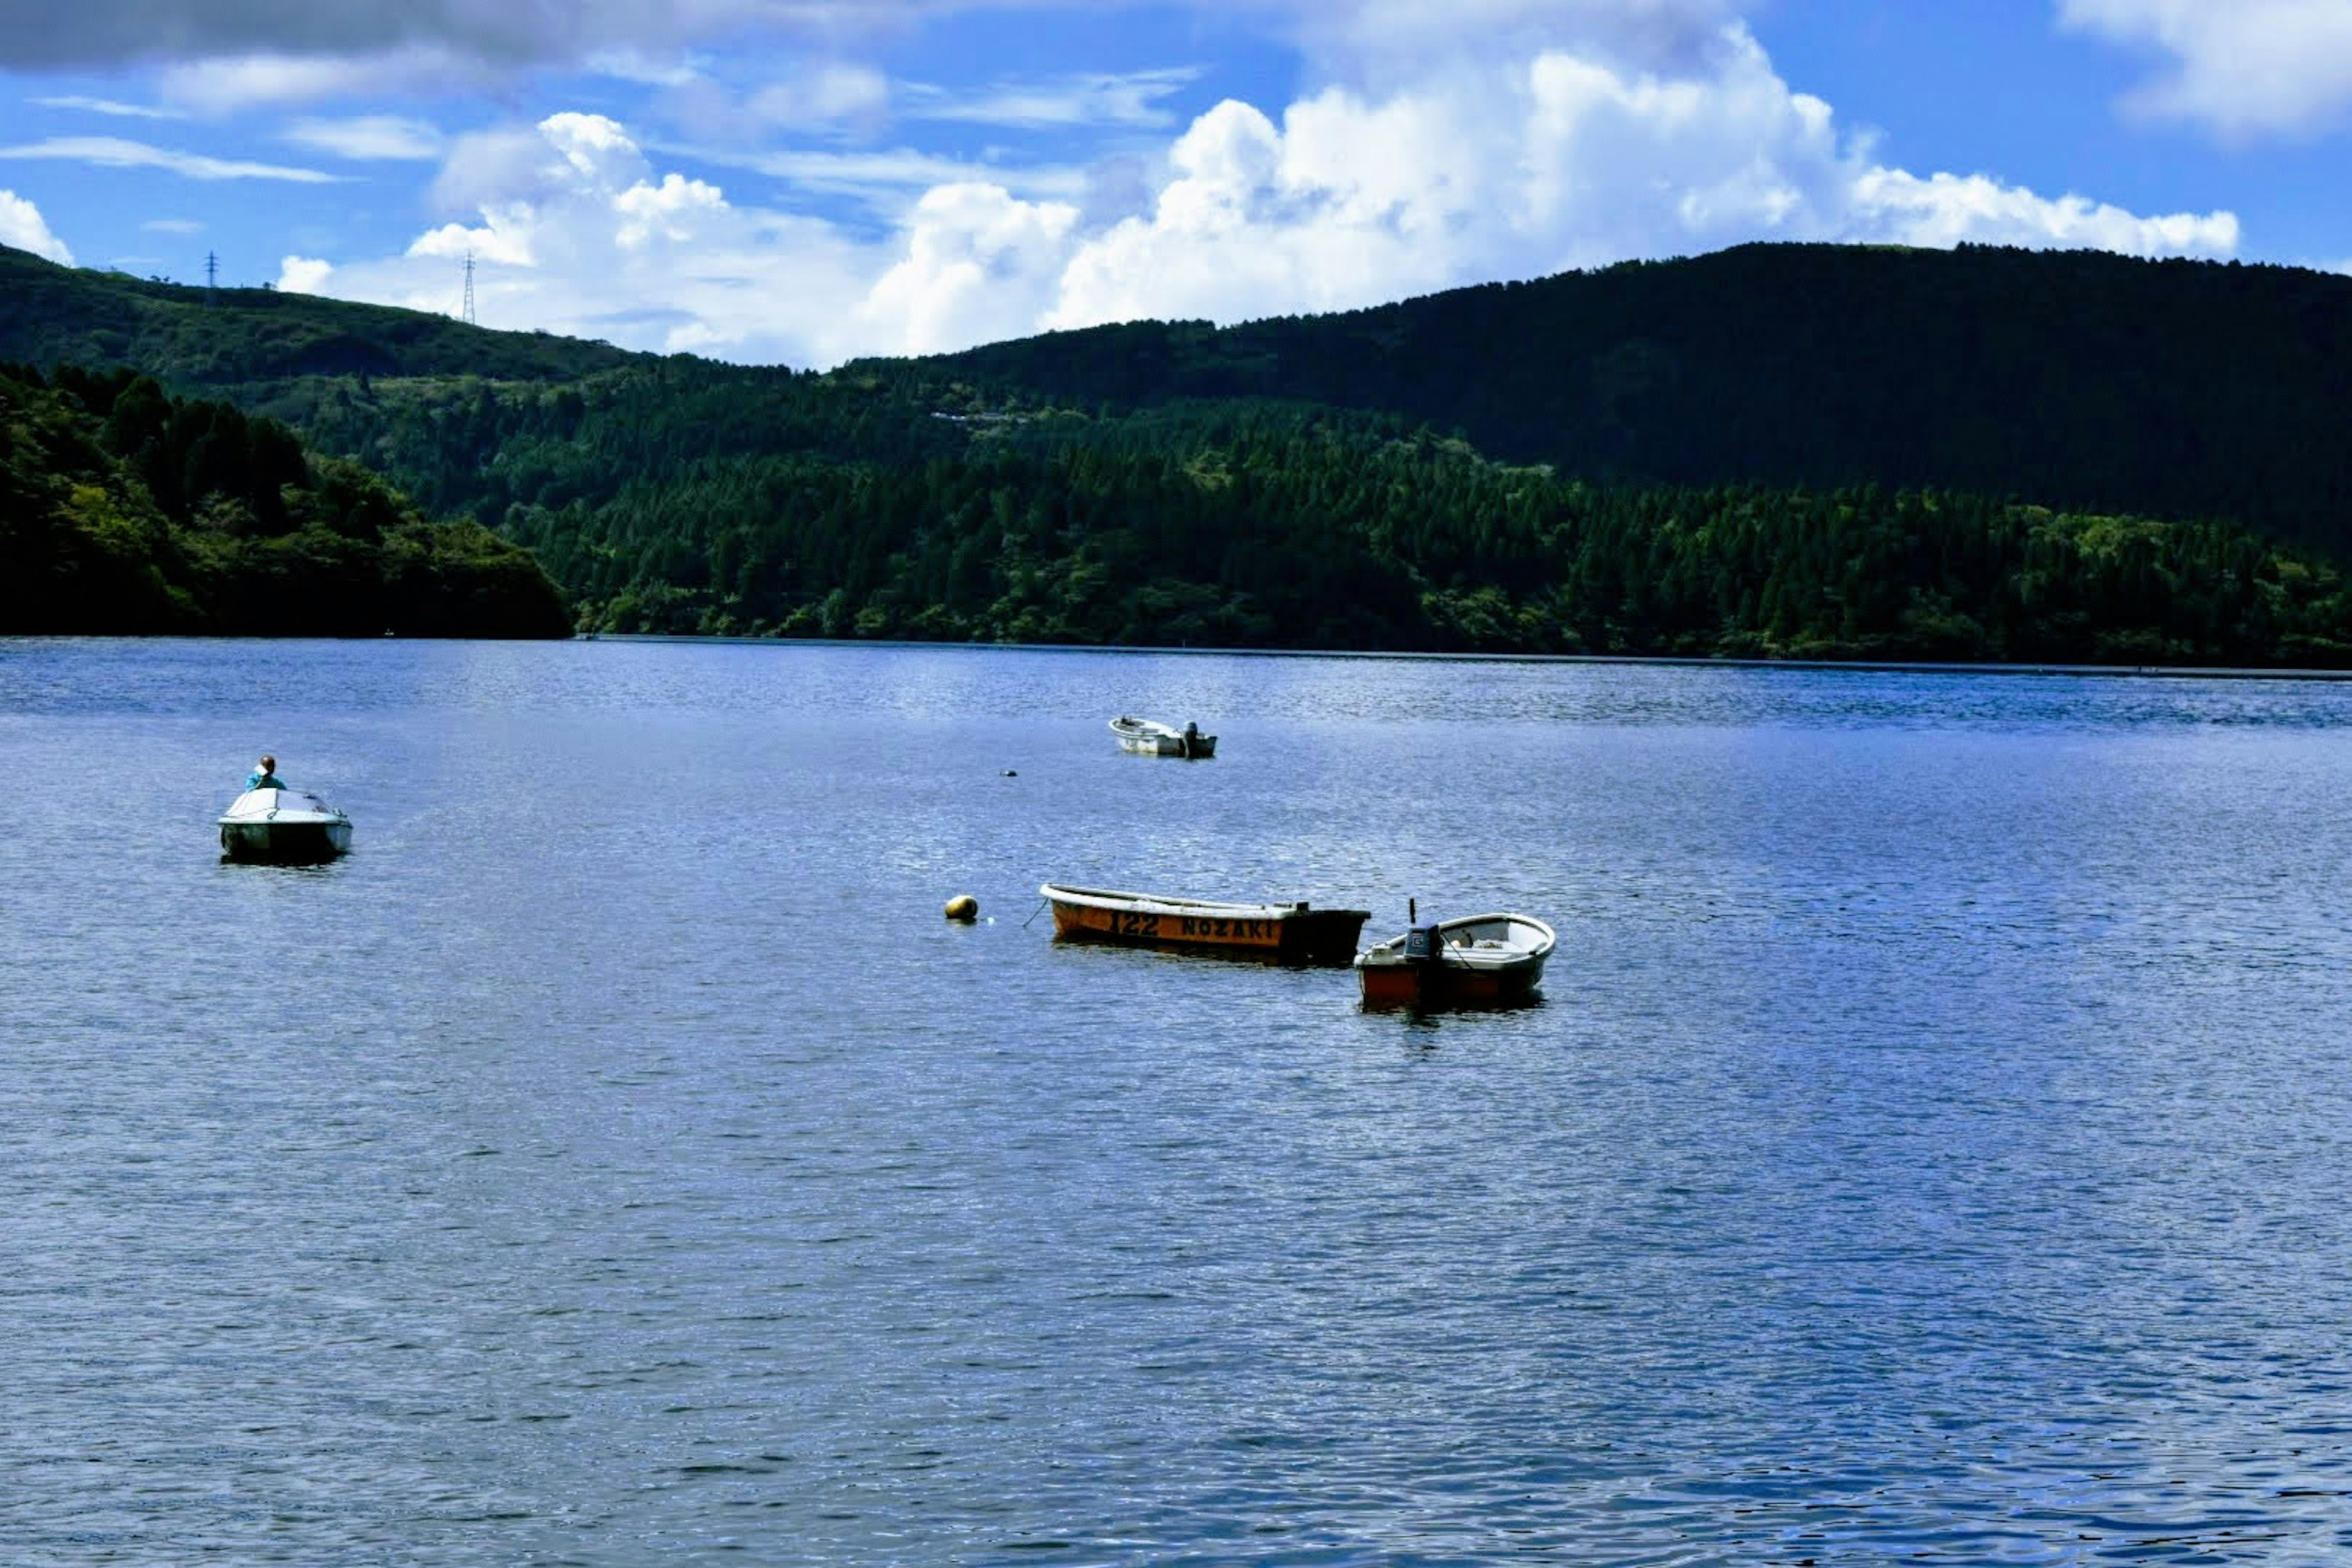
[1403,924,1444,962]
[1181,720,1200,758]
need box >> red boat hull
[1357,960,1543,1009]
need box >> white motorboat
[1355,913,1555,1008]
[218,788,353,862]
[1109,715,1216,758]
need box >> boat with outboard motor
[1355,912,1555,1008]
[217,788,352,862]
[1109,716,1216,758]
[1040,883,1367,964]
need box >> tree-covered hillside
[0,244,641,389]
[0,363,570,636]
[7,239,2352,661]
[907,244,2352,560]
[289,375,2352,663]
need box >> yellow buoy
[944,894,979,922]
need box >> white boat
[1355,913,1555,1008]
[218,788,353,862]
[1109,715,1216,758]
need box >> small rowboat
[1355,913,1555,1008]
[218,788,353,862]
[1109,716,1216,758]
[1040,883,1368,965]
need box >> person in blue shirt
[246,753,286,791]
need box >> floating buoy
[1002,769,1017,777]
[944,894,979,922]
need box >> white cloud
[141,216,206,233]
[0,135,344,182]
[709,145,1090,210]
[2057,0,2352,138]
[281,115,443,161]
[902,67,1201,129]
[1047,28,2236,330]
[745,62,894,127]
[855,182,1079,353]
[277,254,334,292]
[1850,168,2237,254]
[31,94,184,119]
[284,111,880,363]
[0,187,73,262]
[157,45,494,112]
[277,23,2236,370]
[586,47,709,88]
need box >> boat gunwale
[1355,912,1557,968]
[218,788,349,827]
[1039,883,1354,922]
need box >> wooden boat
[1109,716,1216,758]
[218,788,353,862]
[1039,883,1367,965]
[1355,913,1555,1008]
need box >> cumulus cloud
[0,188,74,263]
[855,182,1079,352]
[283,111,881,363]
[1047,28,2234,328]
[277,22,2236,369]
[2057,0,2352,138]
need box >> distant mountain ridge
[6,239,2352,660]
[6,239,2350,552]
[901,243,2352,557]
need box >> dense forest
[275,375,2351,663]
[0,363,570,635]
[907,244,2352,559]
[6,239,2352,660]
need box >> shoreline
[587,634,2352,683]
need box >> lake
[5,637,2352,1565]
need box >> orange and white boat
[1354,913,1555,1008]
[1039,883,1368,965]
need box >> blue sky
[1,1,2347,367]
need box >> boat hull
[1042,886,1366,965]
[1355,957,1545,1009]
[1354,912,1555,1010]
[219,818,352,862]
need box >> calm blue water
[6,638,2352,1566]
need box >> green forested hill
[0,363,570,635]
[906,244,2352,558]
[0,244,641,389]
[5,239,2352,660]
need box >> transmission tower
[205,249,218,303]
[461,251,477,326]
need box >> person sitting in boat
[246,753,286,791]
